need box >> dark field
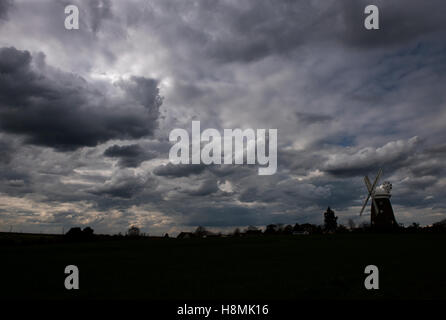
[1,233,446,300]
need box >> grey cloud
[50,211,78,224]
[296,112,334,125]
[278,149,327,175]
[341,0,446,48]
[0,137,15,164]
[117,76,163,112]
[0,0,13,21]
[88,171,152,199]
[424,144,446,156]
[184,179,219,196]
[140,0,338,63]
[0,47,162,151]
[104,144,157,168]
[87,0,113,32]
[135,0,446,64]
[324,137,420,177]
[153,163,207,177]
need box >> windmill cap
[375,181,392,197]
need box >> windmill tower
[360,168,398,229]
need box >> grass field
[1,233,446,300]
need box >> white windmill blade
[360,176,373,216]
[371,168,383,191]
[364,176,373,193]
[359,194,370,216]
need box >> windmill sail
[360,169,382,216]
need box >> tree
[407,222,420,232]
[65,226,94,240]
[432,218,446,232]
[127,226,141,237]
[264,224,278,235]
[283,225,293,235]
[245,225,262,235]
[66,227,82,238]
[323,207,338,232]
[83,226,94,237]
[194,226,208,237]
[293,223,301,232]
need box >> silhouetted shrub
[127,226,141,237]
[244,225,262,235]
[282,225,293,235]
[194,226,208,238]
[324,207,338,233]
[264,224,278,235]
[66,227,82,238]
[337,225,349,233]
[65,227,95,240]
[83,227,94,237]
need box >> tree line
[58,207,446,240]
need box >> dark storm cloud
[139,0,446,64]
[117,76,163,111]
[278,149,326,175]
[89,183,142,199]
[153,163,207,177]
[0,0,13,21]
[184,179,219,196]
[104,144,157,168]
[0,137,14,164]
[88,172,151,199]
[0,166,32,197]
[341,0,446,48]
[207,165,255,178]
[0,47,162,151]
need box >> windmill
[360,168,398,229]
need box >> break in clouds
[0,0,445,235]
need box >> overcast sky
[0,0,445,235]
